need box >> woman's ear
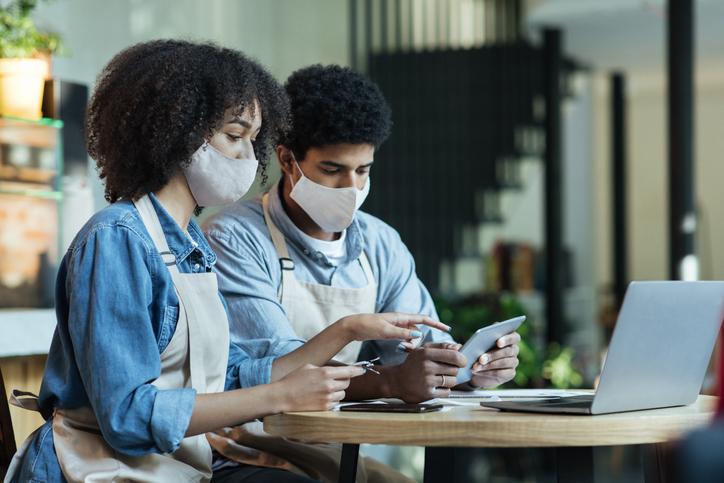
[277,145,294,176]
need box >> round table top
[263,395,718,448]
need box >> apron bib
[208,193,413,483]
[262,193,376,365]
[5,195,230,483]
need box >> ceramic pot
[0,58,50,120]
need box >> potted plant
[0,0,66,120]
[434,292,584,389]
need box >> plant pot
[0,58,50,120]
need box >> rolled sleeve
[226,339,276,389]
[150,388,196,453]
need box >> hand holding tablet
[457,316,526,384]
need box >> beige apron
[206,193,413,483]
[5,195,230,483]
[263,193,376,365]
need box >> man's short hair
[279,64,392,159]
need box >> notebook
[480,281,724,415]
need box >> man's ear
[276,145,294,176]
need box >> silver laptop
[480,281,724,415]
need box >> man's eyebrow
[321,160,374,168]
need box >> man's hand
[469,331,521,388]
[389,343,466,403]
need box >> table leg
[424,447,455,483]
[557,446,594,483]
[338,443,360,483]
[642,443,668,483]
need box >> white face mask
[289,158,370,233]
[183,142,259,207]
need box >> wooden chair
[0,366,17,480]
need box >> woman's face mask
[184,142,259,207]
[184,105,261,207]
[288,154,370,233]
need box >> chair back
[0,366,17,479]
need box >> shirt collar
[266,179,364,266]
[147,193,217,266]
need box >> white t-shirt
[295,227,348,266]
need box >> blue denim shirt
[202,180,453,366]
[12,194,275,483]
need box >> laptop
[480,281,724,415]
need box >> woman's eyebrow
[228,118,252,128]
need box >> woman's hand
[276,364,364,412]
[340,312,451,348]
[272,313,449,383]
[186,364,363,435]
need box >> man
[202,64,520,482]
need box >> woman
[5,40,448,483]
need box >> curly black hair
[86,39,290,204]
[278,64,392,160]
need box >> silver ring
[440,374,446,387]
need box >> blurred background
[2,0,724,481]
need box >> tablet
[457,315,526,383]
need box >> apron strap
[358,251,374,287]
[133,195,182,277]
[263,193,297,306]
[10,389,52,421]
[262,192,376,303]
[132,195,206,392]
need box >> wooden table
[264,395,718,483]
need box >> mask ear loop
[287,149,305,189]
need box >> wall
[477,72,595,288]
[592,63,724,289]
[32,0,350,213]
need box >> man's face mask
[288,153,370,233]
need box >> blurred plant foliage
[0,0,68,58]
[434,293,583,389]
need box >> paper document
[449,389,592,399]
[421,389,591,406]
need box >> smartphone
[339,403,443,413]
[457,315,526,383]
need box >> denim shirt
[13,194,275,483]
[202,180,453,366]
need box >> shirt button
[194,263,200,271]
[315,252,323,258]
[304,250,310,255]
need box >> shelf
[0,116,63,149]
[0,116,64,128]
[0,188,63,200]
[0,117,64,309]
